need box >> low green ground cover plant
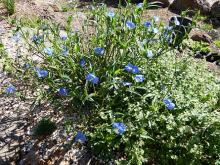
[214,40,220,49]
[3,1,220,164]
[191,41,210,54]
[33,118,57,137]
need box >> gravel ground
[0,0,90,164]
[0,71,90,164]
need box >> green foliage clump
[191,41,210,53]
[2,0,15,15]
[33,118,57,137]
[201,23,213,31]
[4,2,220,164]
[214,40,220,49]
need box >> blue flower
[61,36,67,40]
[24,63,31,69]
[61,45,69,56]
[163,98,172,105]
[5,85,15,94]
[137,3,143,8]
[147,50,154,58]
[79,58,86,67]
[86,73,99,84]
[167,102,175,110]
[168,37,173,44]
[12,32,21,42]
[94,47,104,55]
[74,131,87,143]
[125,63,140,74]
[36,68,48,78]
[164,25,173,31]
[122,81,132,86]
[153,16,160,22]
[107,11,115,18]
[32,35,38,41]
[43,47,53,56]
[58,87,68,96]
[126,21,136,29]
[153,28,159,34]
[143,21,152,28]
[112,122,126,135]
[32,35,41,44]
[173,16,180,26]
[60,33,68,40]
[163,98,175,110]
[164,33,173,44]
[134,75,145,82]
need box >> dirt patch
[143,8,178,23]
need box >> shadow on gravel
[0,95,30,164]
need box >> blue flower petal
[126,21,136,29]
[167,102,175,110]
[12,32,21,42]
[137,3,143,8]
[164,25,173,31]
[143,21,152,28]
[94,47,104,55]
[122,81,132,86]
[153,28,159,34]
[163,98,175,110]
[107,11,115,18]
[112,122,126,135]
[79,58,86,67]
[60,32,68,40]
[61,36,67,40]
[163,98,172,105]
[125,63,140,74]
[153,16,160,22]
[43,47,53,56]
[61,45,69,56]
[147,50,154,58]
[24,63,31,69]
[58,87,68,96]
[173,16,180,26]
[36,68,48,78]
[134,75,145,82]
[74,131,87,143]
[5,85,15,94]
[86,73,99,84]
[32,35,41,44]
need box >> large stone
[208,29,220,40]
[211,1,220,18]
[170,0,211,15]
[207,0,219,6]
[148,0,174,7]
[190,30,212,43]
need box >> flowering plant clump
[3,1,220,164]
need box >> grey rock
[208,29,220,40]
[211,1,220,18]
[170,0,211,15]
[207,0,219,6]
[191,31,212,43]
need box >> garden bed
[1,0,220,164]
